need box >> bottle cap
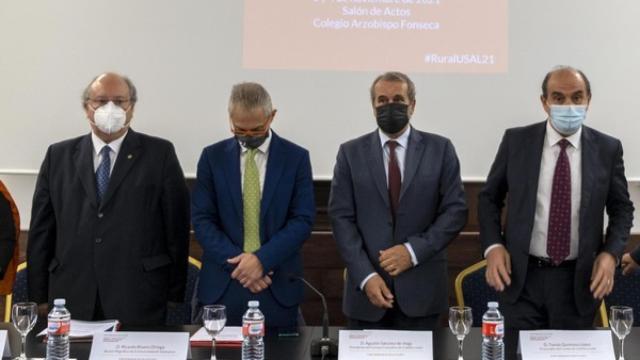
[488,301,499,309]
[248,300,260,308]
[53,298,66,306]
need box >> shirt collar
[91,130,128,155]
[545,120,581,149]
[378,126,411,149]
[239,129,272,154]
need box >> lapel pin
[127,154,133,159]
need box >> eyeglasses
[87,97,132,110]
[230,126,269,137]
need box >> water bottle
[481,301,504,360]
[46,298,70,360]
[242,300,265,360]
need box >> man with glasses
[27,72,191,325]
[192,82,314,328]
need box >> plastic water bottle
[481,301,504,360]
[242,300,265,360]
[46,298,70,360]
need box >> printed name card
[338,329,432,360]
[0,330,10,357]
[89,332,190,359]
[520,330,615,360]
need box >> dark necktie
[387,140,401,223]
[547,139,571,265]
[96,146,111,204]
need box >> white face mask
[92,101,127,134]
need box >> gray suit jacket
[329,128,468,321]
[478,122,634,315]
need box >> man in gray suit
[479,66,634,358]
[329,71,468,329]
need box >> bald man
[479,66,634,357]
[27,73,190,325]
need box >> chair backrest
[0,181,20,295]
[4,262,28,322]
[605,268,640,327]
[166,257,201,326]
[454,260,499,327]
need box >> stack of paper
[37,319,120,342]
[190,326,243,348]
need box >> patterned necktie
[243,149,261,253]
[547,139,571,265]
[387,140,401,223]
[96,146,111,204]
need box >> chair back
[165,257,201,325]
[454,260,499,327]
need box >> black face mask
[376,103,410,135]
[236,132,269,149]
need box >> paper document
[190,326,243,347]
[37,319,119,339]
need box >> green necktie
[243,149,261,253]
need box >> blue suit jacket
[192,132,314,313]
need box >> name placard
[338,330,432,360]
[520,330,615,360]
[89,332,190,360]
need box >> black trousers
[348,304,440,330]
[501,262,595,360]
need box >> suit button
[97,213,104,218]
[95,238,102,244]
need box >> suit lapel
[579,127,596,246]
[522,122,546,230]
[74,134,98,209]
[223,139,243,220]
[260,133,285,221]
[399,129,426,201]
[99,130,141,209]
[365,131,390,208]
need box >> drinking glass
[449,306,473,360]
[610,306,633,360]
[202,305,227,360]
[11,302,37,360]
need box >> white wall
[1,0,639,231]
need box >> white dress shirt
[529,122,581,259]
[91,131,128,173]
[360,127,418,290]
[239,130,272,194]
[484,121,582,260]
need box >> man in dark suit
[329,71,468,329]
[27,73,190,325]
[191,82,314,327]
[479,66,634,357]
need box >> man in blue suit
[192,82,315,327]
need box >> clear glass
[11,302,37,360]
[610,306,633,360]
[449,306,472,360]
[202,305,227,360]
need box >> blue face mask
[549,105,587,135]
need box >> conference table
[13,324,640,359]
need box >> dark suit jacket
[478,122,634,315]
[27,130,191,325]
[329,128,468,321]
[191,132,314,324]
